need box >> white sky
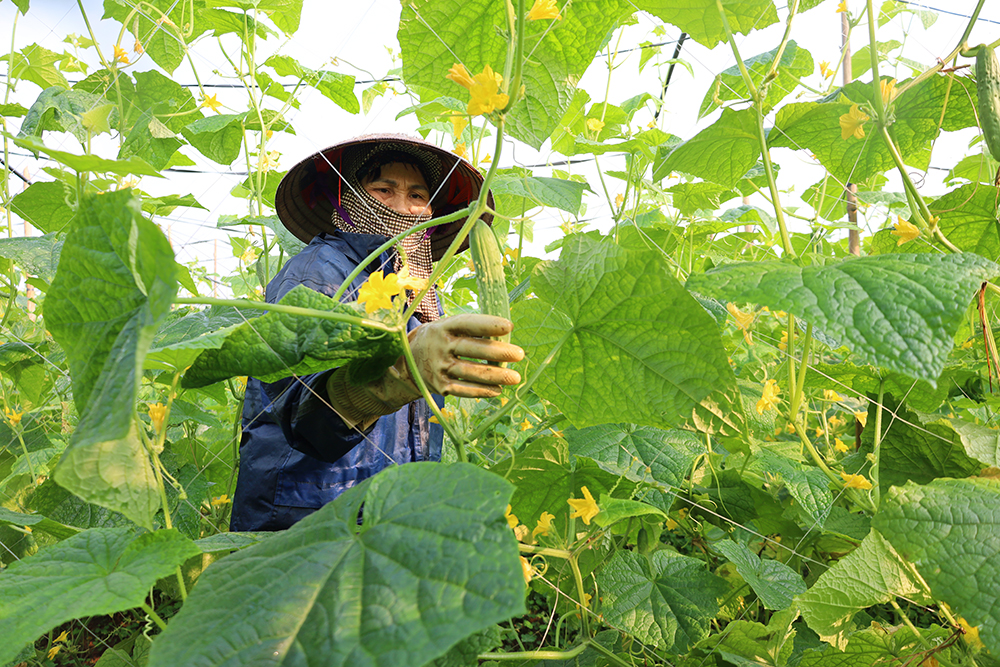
[2,0,999,295]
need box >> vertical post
[743,195,753,234]
[842,6,861,256]
[213,238,218,298]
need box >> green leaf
[128,69,204,133]
[747,449,833,527]
[930,183,1000,260]
[513,234,744,436]
[596,549,728,652]
[181,114,246,165]
[798,624,959,667]
[193,531,272,553]
[3,43,68,90]
[714,540,805,610]
[490,437,634,532]
[0,234,63,281]
[949,419,1000,467]
[0,508,79,540]
[850,40,901,78]
[263,54,358,114]
[148,462,525,667]
[217,214,306,256]
[182,285,403,388]
[0,528,200,666]
[700,41,813,117]
[665,181,740,215]
[655,108,761,189]
[720,204,777,235]
[490,174,591,215]
[594,495,668,526]
[563,424,702,489]
[102,0,186,73]
[10,180,75,234]
[0,102,29,117]
[691,612,797,667]
[635,0,779,49]
[45,191,179,528]
[119,110,183,171]
[686,253,998,383]
[865,398,982,495]
[796,529,925,646]
[19,86,111,142]
[806,362,969,412]
[81,103,115,135]
[10,0,29,14]
[874,477,1000,653]
[398,0,635,149]
[12,135,162,178]
[945,152,999,186]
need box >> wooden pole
[843,6,861,256]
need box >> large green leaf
[0,508,79,540]
[148,462,524,667]
[865,397,982,495]
[10,180,76,234]
[949,419,1000,467]
[714,540,805,611]
[655,108,761,188]
[0,528,200,666]
[805,362,970,412]
[398,0,634,149]
[145,306,249,373]
[13,135,162,178]
[931,183,1000,260]
[635,0,779,49]
[513,234,744,435]
[45,191,179,528]
[798,624,960,667]
[873,477,1000,653]
[18,86,112,142]
[0,234,63,281]
[699,41,813,117]
[747,449,833,528]
[490,175,590,215]
[689,608,798,667]
[181,285,403,388]
[3,43,68,90]
[770,75,977,184]
[796,529,925,647]
[686,253,997,383]
[119,110,183,171]
[596,549,728,652]
[264,54,358,114]
[563,424,702,489]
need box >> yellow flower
[4,407,23,426]
[587,118,605,133]
[814,427,825,438]
[839,104,869,140]
[829,415,845,430]
[357,270,402,313]
[234,376,248,392]
[582,592,592,607]
[428,408,455,424]
[786,423,797,434]
[112,44,129,64]
[527,0,562,20]
[500,396,509,407]
[532,511,555,540]
[854,410,868,428]
[665,517,679,530]
[514,523,530,542]
[260,150,280,171]
[756,379,781,414]
[823,389,842,402]
[727,303,754,345]
[446,63,509,116]
[453,142,467,160]
[819,61,834,78]
[614,193,624,208]
[200,93,222,113]
[779,329,794,351]
[519,418,532,431]
[505,504,519,530]
[148,402,167,433]
[54,631,68,644]
[48,645,61,660]
[836,0,847,12]
[840,471,873,490]
[481,153,492,164]
[567,486,600,525]
[957,617,985,649]
[773,310,787,319]
[211,494,231,506]
[133,38,144,54]
[880,78,897,105]
[834,438,849,453]
[892,216,920,245]
[450,114,468,139]
[396,265,429,292]
[520,556,537,584]
[961,339,974,349]
[240,247,259,264]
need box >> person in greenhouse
[230,133,524,532]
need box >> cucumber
[469,219,511,347]
[975,45,1000,163]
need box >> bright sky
[2,0,999,294]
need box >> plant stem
[480,643,589,661]
[585,640,634,667]
[897,0,986,97]
[871,378,885,507]
[518,543,572,559]
[398,328,465,461]
[174,297,400,333]
[569,555,591,637]
[865,0,886,122]
[140,603,168,631]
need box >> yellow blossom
[133,38,144,54]
[527,0,562,20]
[54,631,68,643]
[961,339,974,349]
[840,471,873,490]
[260,150,280,171]
[453,142,467,160]
[587,118,605,133]
[957,618,985,649]
[519,418,532,431]
[665,517,679,530]
[428,408,455,424]
[505,504,519,529]
[200,93,222,113]
[48,645,61,660]
[727,303,754,334]
[148,402,167,432]
[396,265,429,292]
[4,407,23,426]
[211,494,231,506]
[834,438,849,453]
[567,486,600,525]
[532,511,555,540]
[814,427,825,438]
[829,415,845,430]
[357,270,402,313]
[500,396,509,407]
[234,376,248,392]
[481,153,492,164]
[446,63,509,116]
[819,61,834,78]
[823,390,842,402]
[112,44,129,64]
[514,524,530,542]
[773,310,787,319]
[520,556,537,584]
[839,104,869,140]
[854,411,868,428]
[779,329,792,351]
[880,78,897,105]
[450,114,468,139]
[240,246,258,264]
[582,592,592,607]
[504,247,519,262]
[836,0,847,12]
[614,193,624,208]
[756,379,781,414]
[892,216,920,245]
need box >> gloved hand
[327,314,524,429]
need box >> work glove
[326,314,523,429]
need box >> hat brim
[274,133,493,261]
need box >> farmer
[230,134,524,531]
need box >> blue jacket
[230,231,444,532]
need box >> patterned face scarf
[328,144,443,322]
